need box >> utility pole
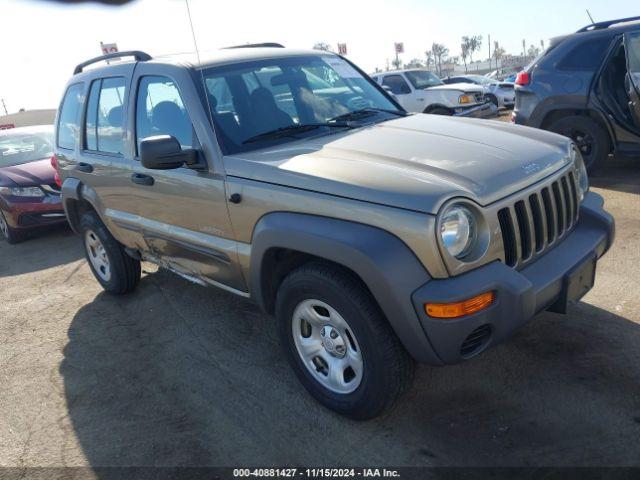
[488,34,492,71]
[1,98,7,116]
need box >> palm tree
[424,50,435,72]
[431,43,449,76]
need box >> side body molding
[249,212,442,364]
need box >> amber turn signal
[425,291,495,319]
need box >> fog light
[425,291,495,319]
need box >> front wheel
[275,262,414,420]
[426,107,452,115]
[0,210,24,244]
[79,211,141,294]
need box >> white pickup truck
[371,69,498,118]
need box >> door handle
[64,162,93,173]
[131,173,154,186]
[75,162,94,173]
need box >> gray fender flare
[250,212,442,364]
[61,177,103,233]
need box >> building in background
[0,109,56,129]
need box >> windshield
[0,130,53,168]
[465,75,493,85]
[404,70,444,89]
[202,55,400,154]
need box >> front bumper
[0,194,66,230]
[410,191,614,365]
[454,101,498,119]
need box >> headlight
[570,145,589,203]
[439,204,478,259]
[458,94,472,104]
[0,186,45,198]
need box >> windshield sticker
[325,58,360,79]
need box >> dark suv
[513,16,640,172]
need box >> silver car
[55,46,614,420]
[444,74,516,109]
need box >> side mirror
[140,135,200,170]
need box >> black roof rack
[577,15,640,33]
[73,50,152,75]
[223,42,285,49]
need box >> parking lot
[0,154,639,469]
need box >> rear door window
[83,77,126,154]
[57,83,84,150]
[557,37,612,71]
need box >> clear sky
[1,0,638,112]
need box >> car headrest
[152,101,183,129]
[107,106,123,127]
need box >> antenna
[586,9,595,24]
[183,0,215,141]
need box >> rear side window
[57,83,84,150]
[83,77,126,155]
[557,37,612,71]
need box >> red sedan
[0,125,66,244]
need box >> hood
[0,158,56,188]
[428,82,486,93]
[224,114,572,214]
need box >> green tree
[405,58,425,68]
[461,41,470,73]
[462,35,482,63]
[431,43,449,76]
[493,41,506,66]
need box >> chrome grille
[497,171,580,268]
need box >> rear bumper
[1,195,66,230]
[454,102,499,119]
[410,191,614,365]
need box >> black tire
[548,115,610,173]
[426,107,452,116]
[79,211,141,294]
[487,94,499,107]
[275,262,415,420]
[0,210,24,244]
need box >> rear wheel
[275,262,414,420]
[0,210,24,244]
[548,116,610,173]
[79,211,141,294]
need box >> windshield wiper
[243,123,354,144]
[328,107,408,123]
